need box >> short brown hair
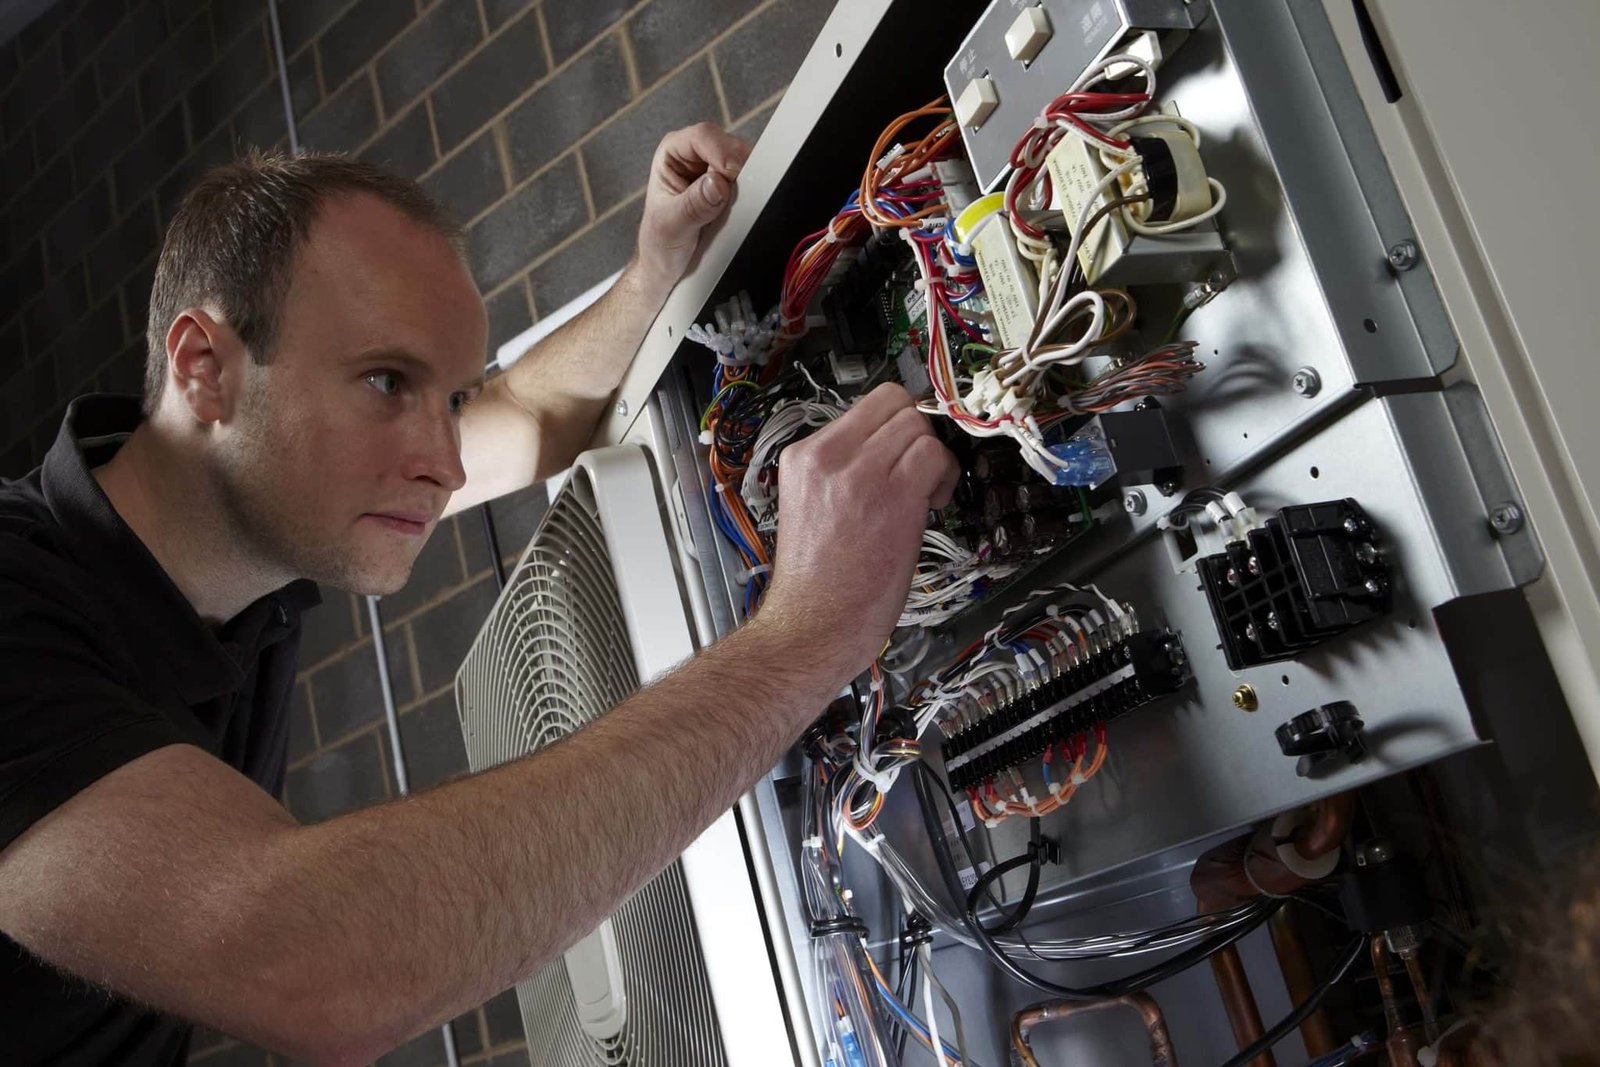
[144,150,463,412]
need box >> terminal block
[1197,499,1392,670]
[941,629,1189,792]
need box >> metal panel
[943,0,1201,190]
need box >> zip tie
[735,564,771,584]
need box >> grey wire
[264,0,301,155]
[364,596,459,1067]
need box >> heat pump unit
[455,444,799,1065]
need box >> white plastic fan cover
[454,445,790,1066]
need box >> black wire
[914,762,1284,1000]
[979,817,1043,936]
[478,505,507,592]
[1219,935,1367,1067]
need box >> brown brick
[276,0,361,57]
[318,0,416,93]
[428,8,545,152]
[375,0,484,117]
[71,86,142,188]
[483,279,532,358]
[503,31,630,181]
[526,196,642,316]
[299,71,378,152]
[716,0,832,121]
[379,516,467,621]
[421,130,505,229]
[579,58,720,212]
[288,681,319,764]
[61,0,128,74]
[538,0,630,62]
[464,152,586,291]
[309,631,416,744]
[409,576,499,694]
[362,103,437,181]
[387,688,470,792]
[95,4,168,98]
[135,9,214,123]
[187,20,272,140]
[112,102,187,210]
[626,0,759,88]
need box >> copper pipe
[1292,792,1357,860]
[1372,937,1423,1067]
[1191,793,1355,1066]
[1012,993,1178,1067]
[1269,906,1337,1057]
[1401,953,1441,1045]
[1210,944,1275,1067]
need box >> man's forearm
[449,261,673,514]
[252,613,839,1062]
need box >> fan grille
[457,471,729,1066]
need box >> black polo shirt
[0,394,319,1066]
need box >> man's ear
[165,308,244,424]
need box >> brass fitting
[1232,684,1259,711]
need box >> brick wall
[0,0,835,1064]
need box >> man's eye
[365,371,402,396]
[449,391,475,415]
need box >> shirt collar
[40,395,322,705]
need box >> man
[0,122,958,1065]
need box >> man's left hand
[632,122,751,295]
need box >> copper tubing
[1191,793,1355,1067]
[1210,944,1275,1067]
[1372,937,1423,1067]
[1269,906,1338,1057]
[1012,993,1178,1067]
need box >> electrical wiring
[1218,936,1369,1067]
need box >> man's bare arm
[446,124,751,515]
[0,385,958,1066]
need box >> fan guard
[456,467,729,1066]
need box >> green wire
[699,377,760,430]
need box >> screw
[1157,480,1180,497]
[1225,568,1239,587]
[1364,578,1384,596]
[1244,623,1259,643]
[1266,610,1281,631]
[1356,542,1379,565]
[1489,501,1524,535]
[614,399,630,417]
[1291,367,1322,397]
[1343,517,1363,534]
[1232,684,1259,711]
[1122,489,1147,516]
[1356,838,1395,867]
[1247,555,1261,576]
[1387,239,1419,272]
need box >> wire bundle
[909,582,1133,824]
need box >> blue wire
[872,973,966,1065]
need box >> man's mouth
[362,511,433,536]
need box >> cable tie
[808,916,869,939]
[735,564,772,583]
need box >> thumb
[679,170,730,226]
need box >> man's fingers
[814,383,914,456]
[895,435,962,510]
[678,170,731,227]
[661,122,751,180]
[863,404,933,474]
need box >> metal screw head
[1387,239,1419,272]
[1291,367,1322,397]
[1355,542,1379,565]
[1232,684,1259,711]
[1356,838,1395,867]
[1343,517,1363,535]
[1156,480,1180,497]
[614,399,630,417]
[1266,610,1281,631]
[1244,622,1259,643]
[1364,578,1384,596]
[1122,489,1147,516]
[1489,501,1524,535]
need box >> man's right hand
[754,383,960,683]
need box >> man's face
[210,194,487,595]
